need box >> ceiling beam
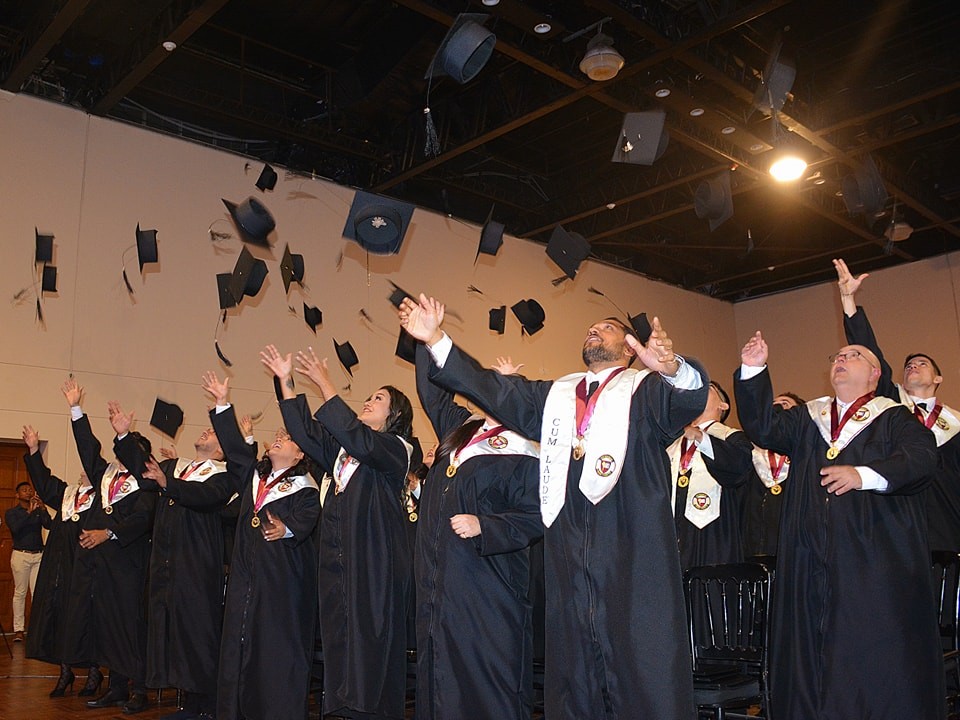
[91,0,231,115]
[1,0,93,93]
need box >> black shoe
[122,692,149,715]
[86,687,128,708]
[78,666,103,697]
[159,710,196,720]
[49,664,75,697]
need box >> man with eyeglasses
[835,257,960,553]
[735,330,944,720]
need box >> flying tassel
[122,268,134,295]
[467,284,483,295]
[359,308,373,322]
[36,298,43,323]
[12,287,29,302]
[551,275,570,287]
[424,107,440,158]
[215,340,233,367]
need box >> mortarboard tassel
[551,275,571,287]
[122,268,135,295]
[36,298,43,323]
[215,340,233,367]
[424,108,440,158]
[467,284,483,294]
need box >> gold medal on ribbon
[168,498,176,506]
[677,474,689,488]
[251,515,261,528]
[771,484,783,496]
[572,443,585,461]
[446,464,458,478]
[104,505,113,515]
[71,513,80,522]
[409,512,418,523]
[826,446,839,460]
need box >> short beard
[582,342,620,366]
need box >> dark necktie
[913,401,928,422]
[587,380,599,399]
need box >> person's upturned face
[359,388,392,432]
[902,356,941,395]
[829,345,880,396]
[772,395,799,410]
[16,484,35,502]
[582,320,633,367]
[693,385,728,425]
[267,429,304,469]
[194,427,224,459]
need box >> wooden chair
[684,561,774,720]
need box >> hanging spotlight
[579,31,624,81]
[770,154,807,182]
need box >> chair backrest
[684,562,773,671]
[932,551,960,652]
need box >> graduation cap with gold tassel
[121,224,159,297]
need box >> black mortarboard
[280,244,305,294]
[35,228,54,263]
[424,13,496,85]
[388,281,413,309]
[546,225,591,280]
[255,163,278,192]
[303,303,322,334]
[841,155,887,219]
[41,265,57,293]
[334,339,359,377]
[753,41,796,116]
[476,206,504,261]
[228,246,269,304]
[150,398,184,439]
[396,328,417,364]
[489,305,506,334]
[222,197,276,247]
[511,299,545,335]
[216,273,237,310]
[342,191,415,255]
[135,224,159,271]
[694,171,734,231]
[612,111,669,166]
[627,312,652,345]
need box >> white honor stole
[807,394,900,453]
[540,368,648,527]
[100,462,140,509]
[897,386,960,447]
[450,418,540,466]
[61,483,95,521]
[174,457,227,482]
[332,436,414,494]
[250,470,319,509]
[668,423,739,529]
[751,445,791,489]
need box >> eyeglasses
[828,350,864,364]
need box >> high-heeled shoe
[49,664,75,697]
[78,666,103,697]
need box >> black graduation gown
[211,406,320,720]
[739,448,787,559]
[60,415,155,683]
[735,367,945,720]
[414,343,542,720]
[671,427,752,570]
[846,305,960,551]
[279,394,410,720]
[23,451,94,665]
[429,344,708,720]
[114,436,236,696]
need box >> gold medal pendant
[446,464,458,478]
[572,444,585,461]
[409,512,418,523]
[104,505,113,515]
[168,498,176,506]
[71,513,80,522]
[251,515,261,528]
[826,446,839,460]
[771,484,783,496]
[677,474,689,488]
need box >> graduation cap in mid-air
[150,397,184,439]
[511,298,545,336]
[343,191,415,255]
[334,339,359,377]
[222,197,276,247]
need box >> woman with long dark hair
[200,371,320,720]
[413,346,542,720]
[261,345,413,720]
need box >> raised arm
[62,377,109,482]
[22,425,68,507]
[415,342,472,441]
